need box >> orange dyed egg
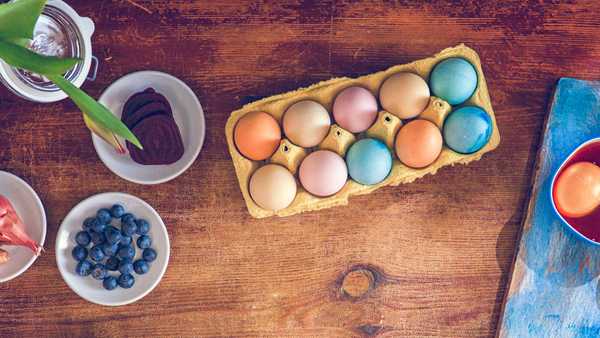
[395,119,443,168]
[234,111,281,161]
[553,161,600,218]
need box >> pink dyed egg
[332,87,379,133]
[299,150,348,197]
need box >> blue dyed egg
[430,58,477,105]
[443,106,492,154]
[346,138,392,185]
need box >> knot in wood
[342,269,375,298]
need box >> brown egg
[234,111,281,161]
[379,72,430,119]
[395,119,443,168]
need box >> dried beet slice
[122,88,172,123]
[129,92,172,116]
[121,88,155,121]
[124,101,171,130]
[128,115,185,165]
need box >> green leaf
[0,0,46,42]
[8,37,31,47]
[46,74,143,149]
[0,40,81,75]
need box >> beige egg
[283,100,331,148]
[379,72,430,119]
[249,164,297,211]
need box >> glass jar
[0,0,97,102]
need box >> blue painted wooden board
[498,78,600,337]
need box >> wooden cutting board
[498,78,600,337]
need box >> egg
[346,138,392,185]
[553,162,600,218]
[332,86,379,133]
[379,72,430,120]
[234,111,281,161]
[299,150,348,197]
[283,100,331,147]
[442,106,491,154]
[249,164,297,211]
[395,119,443,168]
[430,58,478,105]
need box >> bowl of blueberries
[55,192,170,306]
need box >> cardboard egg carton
[225,44,500,218]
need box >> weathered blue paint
[499,78,600,338]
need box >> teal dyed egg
[430,58,477,105]
[443,106,492,154]
[346,138,392,185]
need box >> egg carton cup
[225,44,500,218]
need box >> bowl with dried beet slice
[94,71,205,184]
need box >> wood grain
[1,0,600,336]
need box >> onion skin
[0,248,8,266]
[0,195,43,256]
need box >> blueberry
[117,273,135,289]
[120,234,132,246]
[121,213,136,223]
[119,245,135,260]
[82,217,95,233]
[96,208,112,223]
[135,219,149,235]
[92,219,107,233]
[121,219,137,236]
[75,260,92,277]
[137,235,152,249]
[142,248,157,262]
[90,232,106,246]
[103,276,118,290]
[133,260,149,275]
[104,226,122,245]
[75,231,91,246]
[106,256,120,271]
[89,246,105,262]
[109,204,125,218]
[71,245,88,261]
[91,264,108,280]
[118,258,133,275]
[101,242,119,257]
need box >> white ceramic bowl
[94,71,205,184]
[0,171,47,283]
[55,192,170,306]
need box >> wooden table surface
[2,0,600,337]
